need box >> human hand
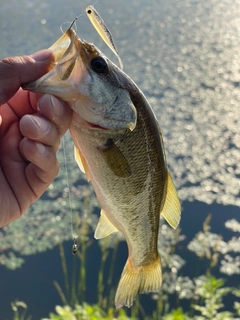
[0,50,72,227]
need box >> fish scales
[70,86,166,267]
[22,21,181,308]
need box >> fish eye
[91,57,108,74]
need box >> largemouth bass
[23,24,181,308]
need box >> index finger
[0,49,53,105]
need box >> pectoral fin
[161,171,181,229]
[98,139,131,178]
[74,146,90,181]
[94,209,119,239]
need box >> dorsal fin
[94,209,119,239]
[161,171,181,229]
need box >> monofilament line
[60,0,100,34]
[62,135,78,241]
[72,0,100,23]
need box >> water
[1,0,240,318]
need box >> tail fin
[115,255,162,308]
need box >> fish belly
[70,111,165,258]
[70,110,166,308]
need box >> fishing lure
[86,5,123,69]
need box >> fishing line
[59,1,101,255]
[91,0,100,8]
[62,135,79,254]
[60,0,100,34]
[60,0,102,255]
[73,0,100,23]
[60,17,80,34]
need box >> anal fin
[94,209,119,239]
[161,170,181,229]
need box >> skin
[0,49,72,227]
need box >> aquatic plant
[42,303,136,320]
[52,219,124,316]
[145,215,240,319]
[11,300,31,320]
[8,210,240,320]
[188,215,240,278]
[192,276,231,319]
[162,308,191,320]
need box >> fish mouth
[86,121,108,130]
[22,27,83,94]
[22,26,137,132]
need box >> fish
[85,5,123,70]
[22,22,181,308]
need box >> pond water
[1,0,240,319]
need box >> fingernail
[36,142,46,155]
[32,116,49,134]
[50,95,64,117]
[31,49,52,62]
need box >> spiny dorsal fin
[74,146,90,181]
[161,171,181,229]
[98,138,131,178]
[94,209,119,239]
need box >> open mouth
[22,27,80,93]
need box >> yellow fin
[94,209,119,239]
[74,146,85,173]
[115,255,162,308]
[161,171,181,229]
[98,139,131,178]
[74,146,90,181]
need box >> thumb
[0,49,53,105]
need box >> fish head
[23,28,137,131]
